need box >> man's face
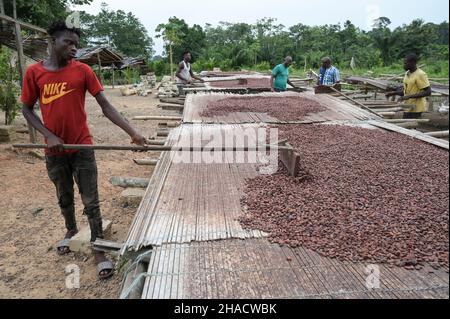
[404,58,415,71]
[322,60,331,69]
[184,53,192,62]
[53,31,79,61]
[284,59,292,67]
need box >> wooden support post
[97,52,102,83]
[12,0,36,143]
[112,64,115,89]
[279,141,301,177]
[0,0,6,29]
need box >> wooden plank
[0,13,47,34]
[279,142,301,177]
[368,120,449,150]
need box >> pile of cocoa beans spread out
[239,124,449,270]
[208,78,271,89]
[202,96,326,121]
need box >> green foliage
[80,3,154,59]
[156,17,206,61]
[191,58,218,73]
[154,16,448,77]
[121,68,140,85]
[0,47,20,125]
[3,0,92,29]
[148,60,171,77]
[253,61,271,72]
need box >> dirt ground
[0,88,176,299]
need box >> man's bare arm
[386,86,405,98]
[400,86,432,101]
[270,75,276,91]
[287,79,297,88]
[22,104,64,153]
[95,92,148,145]
[189,69,203,82]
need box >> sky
[73,0,450,55]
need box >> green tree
[370,17,397,65]
[0,47,20,125]
[155,17,186,78]
[3,0,92,28]
[81,3,154,59]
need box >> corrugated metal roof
[75,45,124,66]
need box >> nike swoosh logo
[41,89,76,104]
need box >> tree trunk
[12,0,37,142]
[170,43,174,81]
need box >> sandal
[95,252,115,280]
[56,238,71,256]
[56,230,78,256]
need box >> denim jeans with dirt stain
[45,149,103,242]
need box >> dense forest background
[2,0,449,78]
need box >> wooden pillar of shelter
[97,52,102,84]
[0,0,6,37]
[112,64,115,89]
[12,0,36,143]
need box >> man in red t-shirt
[21,21,148,280]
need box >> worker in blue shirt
[271,56,298,92]
[317,57,341,86]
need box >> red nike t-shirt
[21,60,103,155]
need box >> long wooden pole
[330,87,382,118]
[13,143,293,152]
[425,131,449,138]
[132,116,183,121]
[12,0,36,143]
[0,13,47,34]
